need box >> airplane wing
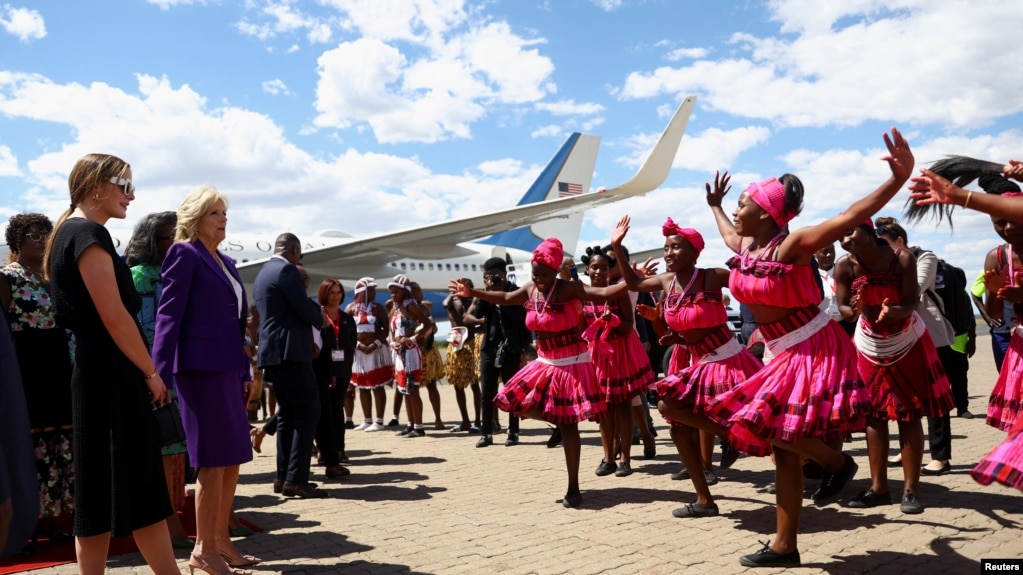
[236,96,696,284]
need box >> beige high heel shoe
[221,551,262,568]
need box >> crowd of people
[3,134,1023,571]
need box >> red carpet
[0,494,261,574]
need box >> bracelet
[963,190,973,209]
[145,370,158,380]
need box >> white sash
[536,351,592,367]
[763,309,831,364]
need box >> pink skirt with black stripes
[494,337,606,425]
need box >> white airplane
[230,96,696,304]
[1,97,696,316]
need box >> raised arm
[781,127,914,260]
[910,168,1023,222]
[609,215,672,293]
[705,171,743,253]
[449,279,529,306]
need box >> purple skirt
[175,369,253,468]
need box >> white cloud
[312,18,556,143]
[530,124,562,139]
[615,125,772,171]
[590,0,624,11]
[665,47,708,61]
[535,99,605,116]
[0,4,45,42]
[0,71,552,238]
[261,78,291,95]
[618,1,1023,129]
[0,144,19,176]
[146,0,209,10]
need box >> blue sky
[3,0,1023,282]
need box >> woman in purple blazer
[152,185,258,574]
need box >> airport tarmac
[18,333,1023,574]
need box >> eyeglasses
[24,230,50,241]
[109,176,135,196]
[484,272,505,280]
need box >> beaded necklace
[664,269,700,313]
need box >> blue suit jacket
[253,256,323,368]
[152,241,249,382]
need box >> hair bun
[979,174,1022,194]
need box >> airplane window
[418,263,424,270]
[471,264,477,271]
[428,263,435,271]
[454,264,460,271]
[445,264,451,271]
[400,262,406,270]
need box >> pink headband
[532,238,564,271]
[747,177,792,228]
[1003,192,1023,198]
[662,217,705,259]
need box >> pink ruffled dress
[652,269,763,424]
[495,280,607,424]
[706,236,871,456]
[581,297,654,405]
[986,246,1023,432]
[851,257,954,421]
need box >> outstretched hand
[611,215,630,247]
[448,279,470,297]
[1006,160,1023,181]
[638,258,659,277]
[908,168,962,207]
[705,170,731,207]
[881,127,914,182]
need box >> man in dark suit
[255,234,326,498]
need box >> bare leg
[864,417,890,494]
[343,384,355,420]
[470,382,482,426]
[770,446,803,555]
[670,424,715,507]
[75,532,112,575]
[599,416,615,464]
[193,466,232,572]
[614,402,634,463]
[632,403,656,455]
[699,430,715,471]
[216,466,256,563]
[359,389,372,421]
[409,387,424,426]
[393,388,404,422]
[426,381,443,427]
[898,419,924,495]
[373,387,387,421]
[454,386,470,426]
[561,423,581,495]
[131,520,180,575]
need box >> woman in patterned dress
[1,213,75,542]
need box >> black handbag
[152,401,186,447]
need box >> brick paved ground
[14,333,1023,574]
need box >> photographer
[464,258,530,447]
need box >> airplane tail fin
[478,133,600,257]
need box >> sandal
[671,501,719,518]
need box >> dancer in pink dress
[835,220,954,514]
[610,217,763,518]
[705,127,914,568]
[578,246,654,478]
[909,161,1023,492]
[448,238,629,508]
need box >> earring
[93,193,99,201]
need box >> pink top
[663,269,726,331]
[850,253,901,307]
[524,280,583,333]
[727,235,822,309]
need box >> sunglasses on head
[109,176,135,196]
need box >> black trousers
[263,361,320,485]
[479,345,521,436]
[926,346,960,461]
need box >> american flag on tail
[558,182,583,197]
